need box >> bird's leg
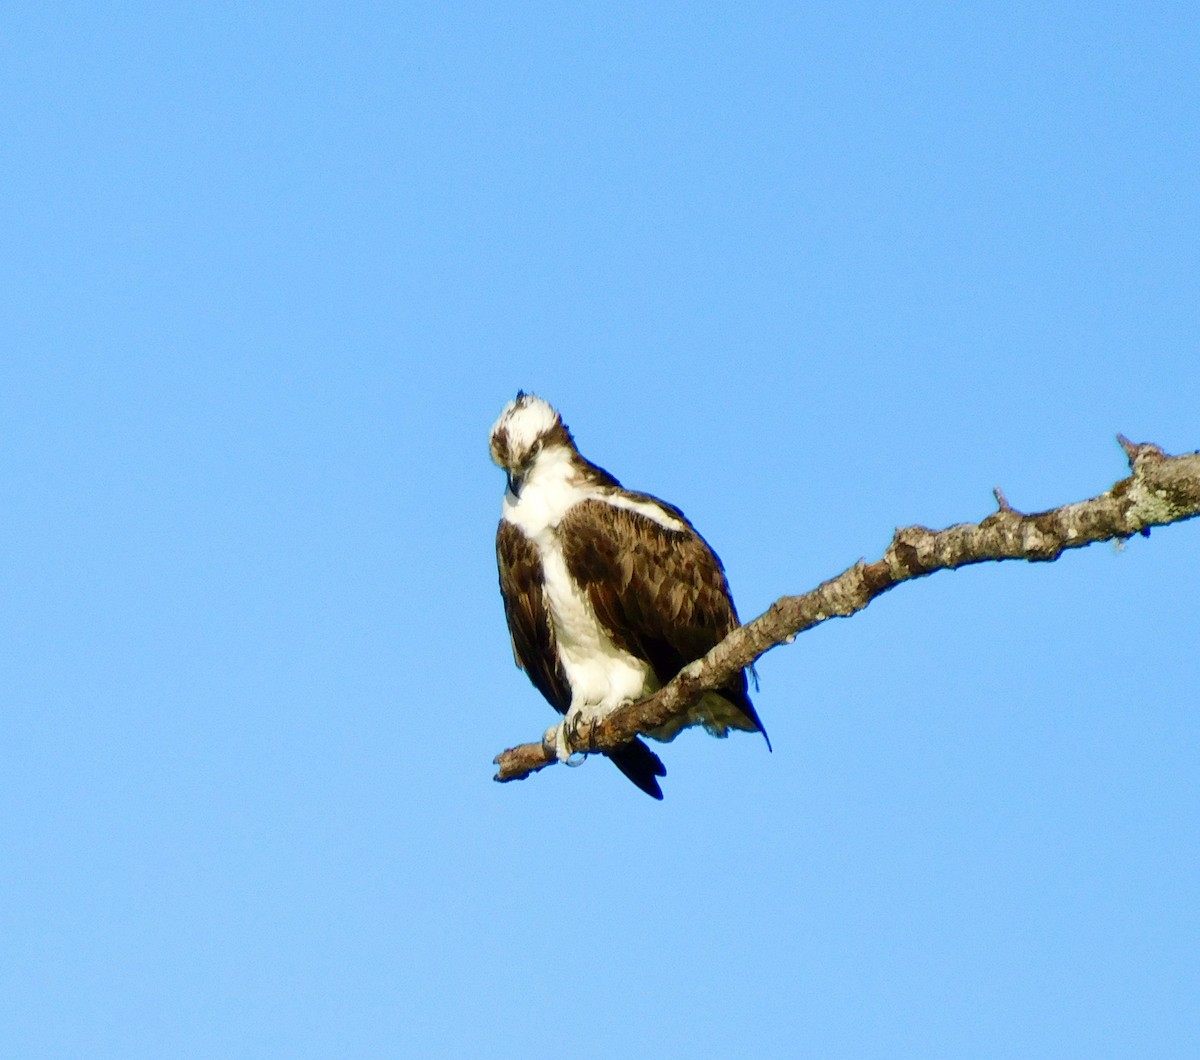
[543,708,588,767]
[562,708,588,767]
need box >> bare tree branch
[493,437,1200,785]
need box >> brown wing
[496,520,570,714]
[558,497,763,733]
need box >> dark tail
[739,698,772,752]
[724,681,772,753]
[606,737,667,800]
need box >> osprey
[490,392,769,799]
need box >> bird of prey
[490,392,769,799]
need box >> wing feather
[496,520,570,714]
[558,497,766,736]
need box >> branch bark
[493,437,1200,785]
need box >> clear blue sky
[3,2,1198,1057]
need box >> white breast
[537,541,656,720]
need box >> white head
[489,392,576,495]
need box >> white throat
[502,445,586,538]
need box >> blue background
[3,2,1197,1056]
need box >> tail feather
[606,737,667,800]
[715,684,772,753]
[738,698,772,753]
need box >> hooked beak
[506,469,526,496]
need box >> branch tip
[1117,433,1139,465]
[1118,434,1167,468]
[992,486,1013,512]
